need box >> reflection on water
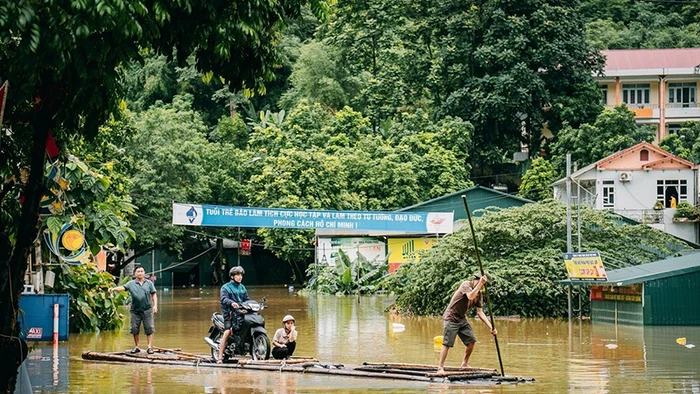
[22,287,700,393]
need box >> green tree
[279,41,364,111]
[659,122,700,164]
[320,0,410,126]
[519,157,556,201]
[579,0,700,50]
[250,147,356,281]
[0,0,329,389]
[306,249,388,295]
[210,114,251,149]
[386,201,690,317]
[431,0,604,171]
[50,263,129,333]
[126,94,222,254]
[549,105,655,176]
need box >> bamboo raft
[81,348,534,385]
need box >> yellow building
[598,48,700,141]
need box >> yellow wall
[387,238,437,273]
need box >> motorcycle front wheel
[251,333,271,360]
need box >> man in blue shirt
[109,264,158,354]
[217,266,249,363]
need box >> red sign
[240,239,251,256]
[590,284,642,303]
[27,327,43,339]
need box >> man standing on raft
[437,274,497,374]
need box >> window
[667,124,682,134]
[640,149,649,161]
[602,180,615,209]
[622,84,650,106]
[600,85,608,105]
[657,179,687,208]
[668,82,696,107]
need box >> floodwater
[22,286,700,393]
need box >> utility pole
[566,154,573,322]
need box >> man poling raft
[436,274,497,374]
[433,196,505,376]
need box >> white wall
[553,168,699,245]
[648,209,698,243]
[594,169,696,210]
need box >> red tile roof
[602,48,700,70]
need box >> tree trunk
[116,245,157,272]
[0,78,58,393]
[288,260,305,286]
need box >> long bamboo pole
[461,195,505,376]
[361,362,496,373]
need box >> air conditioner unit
[619,171,632,182]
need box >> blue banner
[172,203,454,233]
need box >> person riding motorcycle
[272,314,297,360]
[217,266,249,363]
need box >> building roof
[603,48,700,75]
[316,186,534,237]
[558,251,700,286]
[551,142,696,186]
[597,141,696,170]
[398,185,533,213]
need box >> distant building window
[602,180,615,209]
[668,82,696,107]
[622,84,650,105]
[600,85,608,105]
[640,149,649,161]
[667,124,682,134]
[657,179,687,208]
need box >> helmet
[229,266,245,277]
[282,315,295,324]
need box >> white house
[552,142,699,243]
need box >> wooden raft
[81,350,534,385]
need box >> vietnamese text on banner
[172,203,453,233]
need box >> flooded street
[23,286,700,393]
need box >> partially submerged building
[559,253,700,326]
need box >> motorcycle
[204,297,271,361]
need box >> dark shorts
[224,313,243,332]
[130,308,155,335]
[442,319,476,347]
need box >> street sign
[563,251,608,281]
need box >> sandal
[130,347,140,354]
[147,348,154,354]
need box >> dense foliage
[518,158,556,202]
[578,0,700,50]
[305,249,388,295]
[0,0,330,390]
[49,264,128,333]
[659,122,700,165]
[386,201,690,317]
[549,105,655,176]
[3,1,697,390]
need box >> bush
[386,201,691,317]
[304,250,388,295]
[49,263,128,332]
[674,201,699,220]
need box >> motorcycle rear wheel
[251,333,271,360]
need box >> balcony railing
[666,103,699,108]
[612,209,664,224]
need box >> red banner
[240,239,251,256]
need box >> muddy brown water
[21,287,700,393]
